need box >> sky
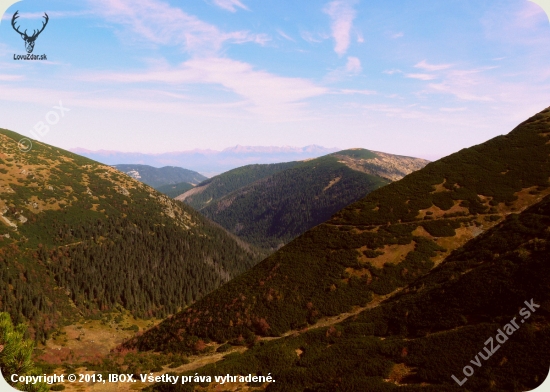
[0,0,550,160]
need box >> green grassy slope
[125,107,550,356]
[154,193,550,392]
[0,129,263,342]
[114,164,207,188]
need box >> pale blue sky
[1,0,550,160]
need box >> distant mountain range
[70,145,339,177]
[178,149,429,250]
[126,107,550,391]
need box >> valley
[2,1,549,391]
[1,107,550,392]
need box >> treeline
[113,164,207,188]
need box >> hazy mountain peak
[70,145,340,176]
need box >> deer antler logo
[11,10,49,54]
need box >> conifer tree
[0,313,48,392]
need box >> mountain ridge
[178,149,429,249]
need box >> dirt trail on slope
[262,290,400,341]
[56,290,401,392]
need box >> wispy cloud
[300,30,328,44]
[383,69,402,75]
[277,29,295,42]
[415,60,453,71]
[323,0,357,56]
[0,74,24,81]
[80,57,328,117]
[359,103,476,124]
[361,104,429,120]
[2,11,92,21]
[424,67,502,102]
[345,56,362,73]
[324,56,362,82]
[391,32,404,39]
[428,85,492,102]
[211,0,248,13]
[88,0,264,55]
[440,107,467,112]
[481,1,550,46]
[337,89,376,95]
[406,73,437,81]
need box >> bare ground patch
[175,183,211,202]
[358,242,416,268]
[385,363,415,385]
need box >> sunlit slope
[0,129,263,342]
[126,107,550,355]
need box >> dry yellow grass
[357,242,416,268]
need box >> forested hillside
[180,149,427,249]
[152,192,550,392]
[197,156,390,249]
[125,107,550,360]
[0,129,263,342]
[114,164,206,188]
[177,162,299,210]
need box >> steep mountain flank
[153,193,550,392]
[125,107,550,358]
[179,150,428,249]
[0,129,262,342]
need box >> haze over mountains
[125,107,550,391]
[72,145,339,177]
